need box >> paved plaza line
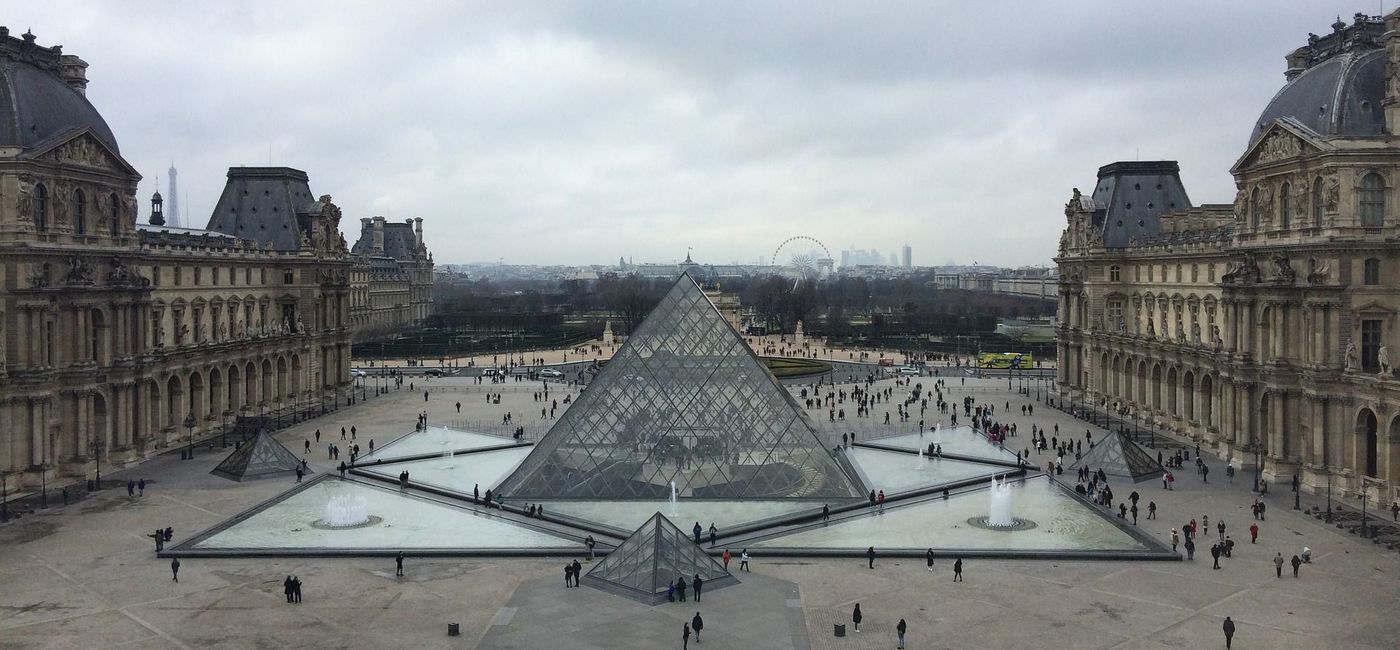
[27,553,194,650]
[157,492,226,517]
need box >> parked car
[896,366,921,376]
[351,368,367,378]
[481,367,503,377]
[538,368,564,379]
[425,368,444,377]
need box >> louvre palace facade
[1056,12,1400,502]
[0,28,430,491]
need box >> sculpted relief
[1255,131,1302,164]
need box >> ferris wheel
[772,236,833,287]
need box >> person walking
[1170,528,1180,553]
[395,551,404,577]
[953,557,963,581]
[722,549,731,571]
[708,523,717,546]
[822,503,830,522]
[692,522,703,544]
[739,549,750,572]
[292,576,302,603]
[1290,554,1301,578]
[693,574,703,601]
[1217,520,1226,542]
[283,575,294,603]
[866,546,876,570]
[127,479,135,496]
[1223,616,1235,649]
[1273,552,1284,578]
[692,612,704,643]
[682,622,691,650]
[1210,543,1221,570]
[896,618,908,649]
[563,562,573,588]
[1185,537,1195,560]
[852,603,863,632]
[1249,522,1259,544]
[170,557,180,582]
[926,548,935,572]
[138,478,145,496]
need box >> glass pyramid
[582,511,736,604]
[497,274,866,500]
[1069,431,1163,483]
[211,430,306,482]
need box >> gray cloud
[8,0,1380,266]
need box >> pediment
[25,129,140,176]
[1232,118,1330,173]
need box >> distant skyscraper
[902,244,912,268]
[167,163,180,227]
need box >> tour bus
[977,352,1034,369]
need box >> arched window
[1250,188,1261,229]
[1360,172,1385,227]
[1312,176,1325,225]
[74,189,86,234]
[35,183,48,231]
[1279,182,1291,229]
[109,194,121,236]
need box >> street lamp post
[1324,466,1334,523]
[88,438,105,491]
[1292,472,1301,510]
[39,462,48,509]
[183,413,196,460]
[1360,485,1369,537]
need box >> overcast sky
[10,1,1391,267]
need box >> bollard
[834,623,846,637]
[447,623,460,637]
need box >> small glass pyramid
[582,511,736,604]
[497,274,866,500]
[211,430,307,482]
[1070,431,1163,482]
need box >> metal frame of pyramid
[1069,431,1163,483]
[210,430,307,482]
[496,273,866,500]
[582,511,737,604]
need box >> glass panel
[499,274,865,500]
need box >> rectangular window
[1109,265,1120,282]
[1107,299,1124,332]
[1175,264,1182,282]
[1362,319,1383,370]
[283,269,295,284]
[174,267,181,287]
[151,265,160,287]
[260,269,267,284]
[1364,258,1381,285]
[194,267,202,286]
[1148,266,1154,282]
[1191,264,1199,282]
[1208,263,1216,282]
[245,268,252,285]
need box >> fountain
[323,494,371,528]
[966,476,1036,531]
[987,477,1014,527]
[669,481,679,517]
[916,448,928,470]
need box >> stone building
[1055,12,1400,502]
[349,216,433,341]
[0,28,357,491]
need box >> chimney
[414,217,424,253]
[1385,9,1400,133]
[371,216,385,254]
[58,54,88,96]
[404,218,416,251]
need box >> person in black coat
[926,548,934,572]
[677,576,688,602]
[1223,616,1235,648]
[283,575,294,603]
[692,574,704,601]
[866,546,876,569]
[852,603,863,632]
[692,612,704,642]
[897,618,908,649]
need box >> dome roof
[1249,47,1385,145]
[0,39,119,153]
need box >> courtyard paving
[2,373,1398,649]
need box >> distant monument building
[166,163,179,227]
[1055,11,1400,501]
[348,216,434,341]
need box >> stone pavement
[2,375,1398,649]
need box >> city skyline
[7,1,1382,266]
